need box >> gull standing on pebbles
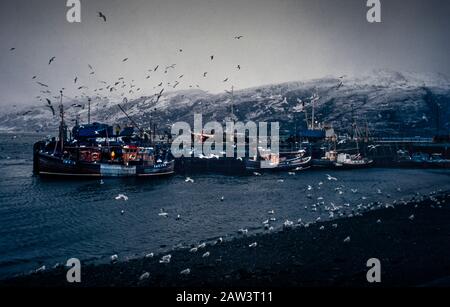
[238,228,248,235]
[202,251,210,258]
[159,254,172,264]
[343,236,351,243]
[139,272,150,281]
[185,177,194,183]
[110,254,118,263]
[249,242,258,248]
[180,268,191,275]
[35,265,46,273]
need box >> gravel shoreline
[2,192,450,288]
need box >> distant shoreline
[2,191,450,287]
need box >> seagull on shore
[343,236,351,243]
[110,254,118,263]
[35,265,46,273]
[185,177,194,183]
[409,214,415,221]
[202,251,210,258]
[283,220,294,228]
[215,237,223,245]
[159,254,172,264]
[238,228,248,235]
[139,272,150,281]
[189,247,198,253]
[180,268,191,275]
[249,242,258,248]
[145,253,154,258]
[198,242,206,249]
[115,194,128,201]
[267,209,275,214]
[253,172,261,176]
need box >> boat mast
[88,98,91,124]
[59,90,64,153]
[231,85,235,122]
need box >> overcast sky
[1,0,450,106]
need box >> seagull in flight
[45,99,55,116]
[48,57,56,65]
[37,82,49,87]
[203,72,208,77]
[326,174,338,181]
[234,35,243,39]
[210,55,214,61]
[98,12,106,22]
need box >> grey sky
[1,0,450,106]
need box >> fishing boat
[312,150,338,168]
[334,153,373,169]
[245,149,312,172]
[33,94,174,178]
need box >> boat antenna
[117,103,144,134]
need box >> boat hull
[36,153,175,178]
[245,156,312,172]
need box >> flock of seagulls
[8,25,246,121]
